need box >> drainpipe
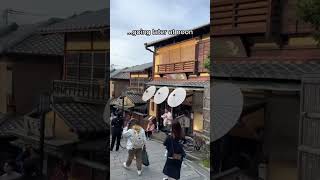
[144,43,156,79]
[144,43,158,125]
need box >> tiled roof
[40,9,109,33]
[110,69,130,80]
[0,114,24,137]
[123,62,153,72]
[147,79,209,88]
[112,72,130,80]
[145,23,210,47]
[0,19,63,56]
[0,24,38,53]
[53,101,107,138]
[8,33,64,56]
[125,91,145,104]
[213,59,320,80]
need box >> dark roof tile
[53,101,107,138]
[123,62,152,72]
[213,60,320,80]
[147,79,209,88]
[0,114,24,136]
[40,9,109,33]
[8,33,64,56]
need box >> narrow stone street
[110,137,209,180]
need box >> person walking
[161,108,173,132]
[145,117,156,140]
[110,111,124,151]
[179,111,191,136]
[122,119,147,176]
[163,120,186,180]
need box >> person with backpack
[110,111,124,151]
[122,119,147,176]
[163,120,186,180]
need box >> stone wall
[203,85,210,138]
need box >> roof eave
[39,26,109,34]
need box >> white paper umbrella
[154,87,169,104]
[212,83,243,142]
[142,86,156,101]
[167,88,186,108]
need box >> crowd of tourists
[110,108,186,180]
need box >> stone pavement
[110,138,209,180]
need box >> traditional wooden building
[211,0,320,179]
[110,68,130,99]
[8,9,109,180]
[145,24,210,137]
[0,20,64,114]
[110,62,152,126]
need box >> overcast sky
[0,0,108,24]
[111,0,209,68]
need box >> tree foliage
[297,0,320,44]
[204,55,211,72]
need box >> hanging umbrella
[154,86,169,104]
[167,88,187,108]
[212,83,243,142]
[142,86,156,101]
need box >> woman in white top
[122,119,147,176]
[161,109,173,131]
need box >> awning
[147,80,209,91]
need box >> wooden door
[299,75,320,180]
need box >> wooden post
[39,93,51,177]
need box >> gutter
[144,43,155,54]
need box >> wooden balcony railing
[52,80,107,103]
[211,0,280,36]
[157,61,196,74]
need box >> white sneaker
[123,162,129,169]
[137,170,142,176]
[163,178,168,180]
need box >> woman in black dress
[162,120,186,180]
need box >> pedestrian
[15,144,32,173]
[178,111,191,136]
[161,108,173,132]
[122,119,147,176]
[22,147,40,178]
[110,111,124,151]
[145,117,156,140]
[163,120,186,180]
[1,160,22,180]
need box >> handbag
[142,147,150,166]
[170,137,182,161]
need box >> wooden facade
[154,36,210,77]
[146,25,210,136]
[53,31,109,103]
[0,56,62,114]
[129,69,152,93]
[211,0,320,179]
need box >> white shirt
[161,112,173,126]
[122,126,146,150]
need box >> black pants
[111,128,122,151]
[145,131,152,138]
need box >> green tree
[204,55,211,71]
[297,0,320,45]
